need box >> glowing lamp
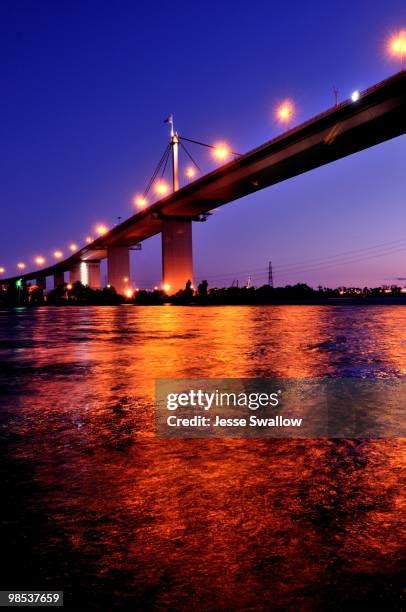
[276,99,295,123]
[69,243,78,252]
[95,225,108,236]
[35,256,46,266]
[185,166,197,178]
[0,267,5,274]
[212,143,231,161]
[53,250,63,259]
[134,194,148,208]
[66,283,73,290]
[388,30,406,67]
[351,90,360,102]
[17,262,26,270]
[125,288,133,298]
[163,283,171,293]
[85,236,93,244]
[154,181,169,196]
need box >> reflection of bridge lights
[276,99,294,123]
[53,250,63,259]
[0,267,5,274]
[163,283,171,292]
[17,262,26,270]
[154,181,169,196]
[185,166,196,178]
[85,236,93,244]
[35,256,46,266]
[69,243,78,252]
[351,90,360,102]
[95,225,108,236]
[134,194,148,208]
[212,143,231,161]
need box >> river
[0,305,404,610]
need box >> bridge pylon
[107,246,130,296]
[161,115,194,293]
[162,218,193,293]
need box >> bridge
[1,71,405,295]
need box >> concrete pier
[69,264,81,284]
[36,276,47,290]
[107,247,130,295]
[53,271,65,288]
[161,219,193,293]
[87,262,101,289]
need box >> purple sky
[1,1,405,289]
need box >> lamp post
[389,30,406,71]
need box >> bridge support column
[87,262,101,289]
[53,271,65,288]
[37,276,47,290]
[161,219,193,293]
[69,264,81,284]
[107,247,130,295]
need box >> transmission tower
[268,260,274,287]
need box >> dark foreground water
[0,305,404,610]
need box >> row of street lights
[131,30,405,211]
[0,224,110,275]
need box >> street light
[53,250,63,259]
[134,194,148,208]
[212,143,231,161]
[275,99,295,124]
[154,180,169,196]
[0,267,5,274]
[85,236,93,244]
[35,256,46,266]
[17,262,26,270]
[185,166,197,179]
[95,225,108,236]
[69,243,78,252]
[389,30,406,70]
[351,90,360,102]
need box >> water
[0,305,404,610]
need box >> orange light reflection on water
[2,305,405,608]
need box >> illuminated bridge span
[1,71,405,295]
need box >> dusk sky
[1,0,405,288]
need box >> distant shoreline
[2,298,406,309]
[2,281,406,308]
